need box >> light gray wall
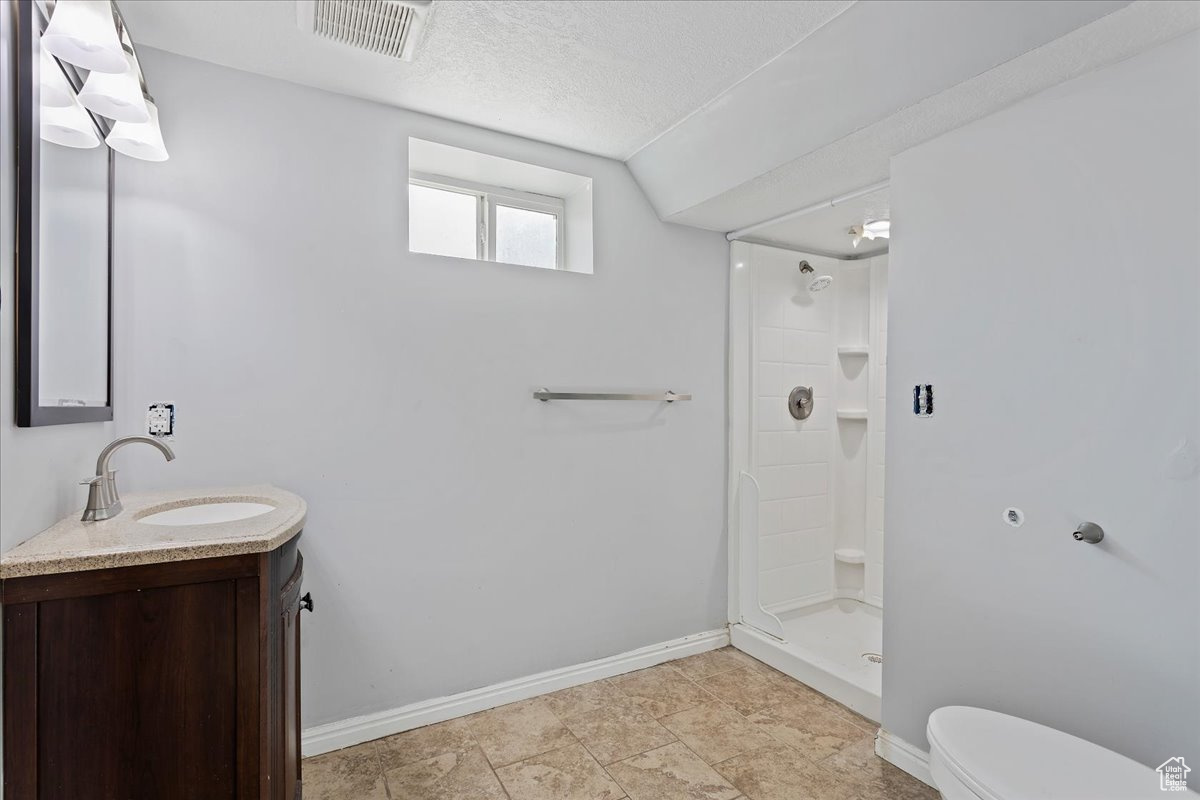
[0,5,115,553]
[112,49,729,728]
[883,31,1199,766]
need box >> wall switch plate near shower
[147,403,175,438]
[913,384,934,417]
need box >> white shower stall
[728,240,888,720]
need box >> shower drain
[862,652,883,665]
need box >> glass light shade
[105,98,168,161]
[40,50,76,108]
[863,219,891,239]
[41,0,126,74]
[41,98,101,149]
[78,51,149,122]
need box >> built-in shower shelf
[836,409,869,420]
[837,345,870,357]
[834,548,866,564]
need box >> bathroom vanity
[0,486,308,800]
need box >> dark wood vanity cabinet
[2,535,306,800]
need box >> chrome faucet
[81,435,176,521]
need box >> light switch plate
[913,384,934,417]
[147,403,175,438]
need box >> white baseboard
[875,728,935,788]
[302,628,730,757]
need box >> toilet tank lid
[927,706,1172,800]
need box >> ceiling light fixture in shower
[849,219,890,248]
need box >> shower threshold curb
[729,622,881,721]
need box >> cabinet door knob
[300,592,314,612]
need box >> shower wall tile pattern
[754,251,836,612]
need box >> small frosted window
[409,184,477,260]
[495,205,558,270]
[407,138,592,273]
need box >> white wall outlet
[147,403,175,438]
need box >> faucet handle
[80,469,116,485]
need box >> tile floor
[302,647,937,800]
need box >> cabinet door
[12,580,239,800]
[278,555,304,800]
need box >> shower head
[798,260,833,293]
[808,275,833,292]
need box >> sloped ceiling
[118,0,1199,252]
[648,0,1199,257]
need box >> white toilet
[927,706,1177,800]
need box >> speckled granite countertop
[1,484,306,579]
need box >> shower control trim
[788,386,814,420]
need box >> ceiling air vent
[296,0,433,61]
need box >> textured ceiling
[117,0,1199,251]
[117,0,853,159]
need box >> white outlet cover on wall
[147,403,175,438]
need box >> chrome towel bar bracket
[534,388,692,402]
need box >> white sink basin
[140,501,276,526]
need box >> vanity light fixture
[77,46,149,123]
[40,0,127,74]
[40,49,75,108]
[40,95,101,148]
[105,94,168,161]
[849,218,891,248]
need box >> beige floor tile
[466,698,576,767]
[375,718,478,771]
[715,742,855,800]
[303,742,388,800]
[748,696,872,762]
[669,649,747,681]
[612,664,712,718]
[696,667,800,716]
[563,703,677,765]
[544,679,637,721]
[755,664,818,694]
[760,674,879,734]
[496,741,627,800]
[386,745,508,800]
[659,702,777,764]
[713,652,823,701]
[607,741,741,800]
[821,737,939,800]
[715,647,774,674]
[831,704,879,735]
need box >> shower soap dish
[834,548,866,564]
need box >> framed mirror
[14,0,115,426]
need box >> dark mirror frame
[14,0,115,427]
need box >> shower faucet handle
[1073,522,1104,543]
[788,386,814,420]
